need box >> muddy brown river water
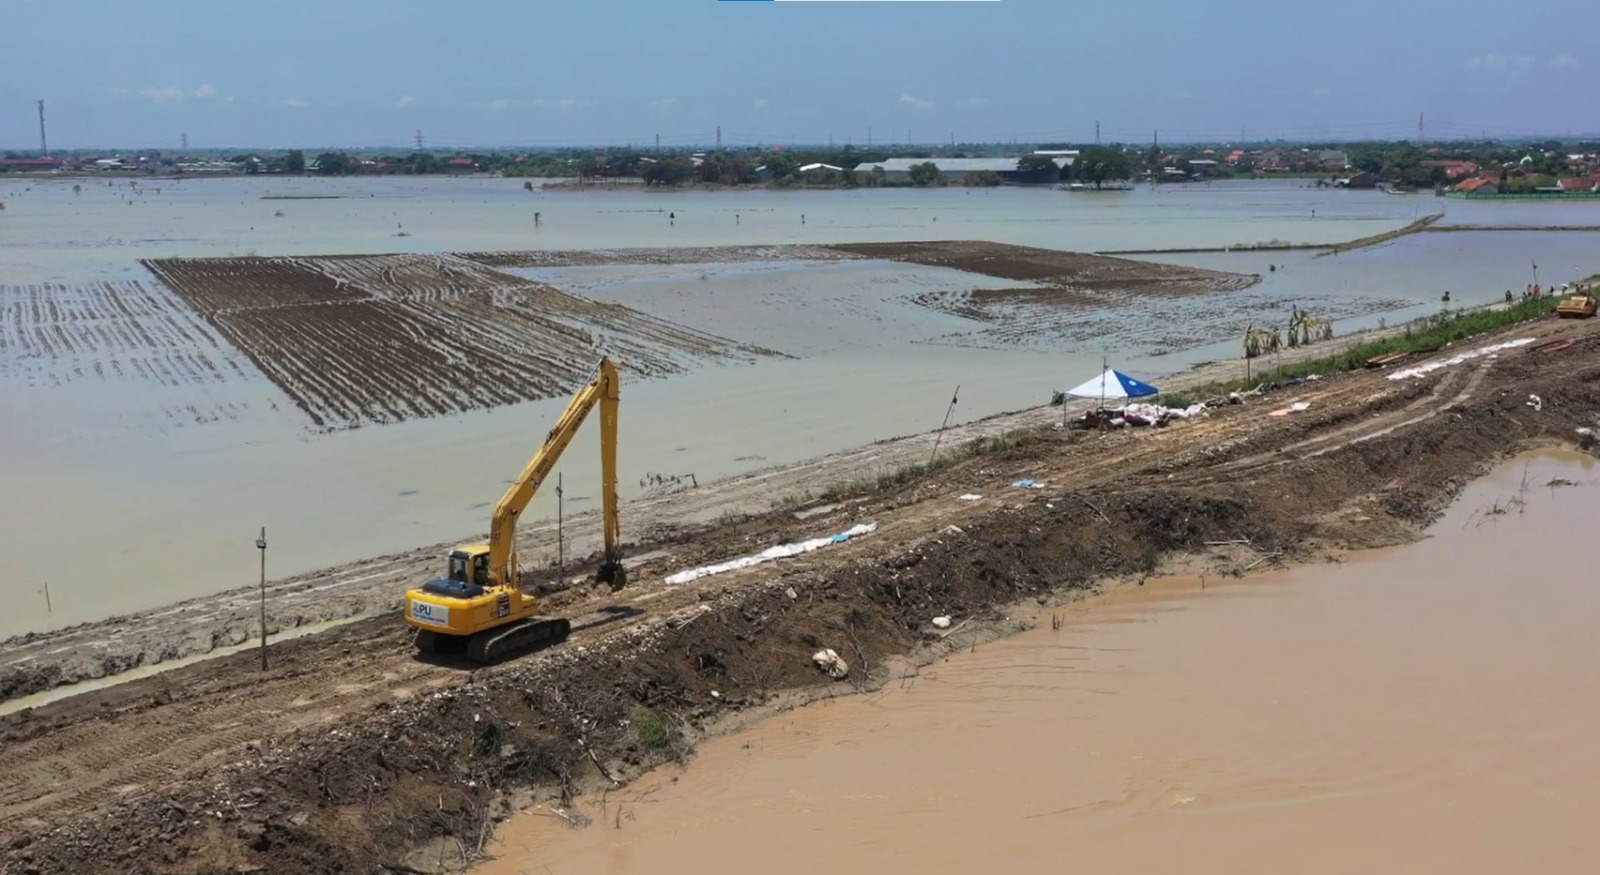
[480,451,1600,875]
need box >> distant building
[1421,160,1478,180]
[446,157,476,174]
[851,156,1067,183]
[1337,171,1378,189]
[0,156,62,172]
[1454,177,1498,195]
[1318,150,1349,170]
[1558,177,1597,193]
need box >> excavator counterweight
[403,357,625,664]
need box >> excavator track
[465,617,572,664]
[414,629,467,657]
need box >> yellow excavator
[404,357,626,663]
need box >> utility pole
[36,100,47,155]
[1095,120,1100,145]
[255,528,268,671]
[556,473,564,588]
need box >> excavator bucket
[597,561,628,591]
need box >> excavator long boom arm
[487,357,621,587]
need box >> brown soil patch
[142,254,775,430]
[457,245,855,270]
[829,239,1258,295]
[4,315,1599,875]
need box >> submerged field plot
[143,254,773,430]
[826,241,1408,356]
[0,279,265,429]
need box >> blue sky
[2,0,1593,150]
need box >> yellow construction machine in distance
[404,357,626,663]
[1556,290,1597,319]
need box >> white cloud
[193,84,218,99]
[650,97,680,110]
[753,97,769,109]
[899,94,935,110]
[1549,53,1579,69]
[956,97,988,108]
[485,98,512,111]
[532,98,586,112]
[1468,53,1535,71]
[141,86,186,102]
[282,98,309,109]
[395,94,415,108]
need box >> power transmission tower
[1095,120,1100,144]
[36,100,47,155]
[181,132,189,150]
[1417,112,1424,143]
[414,129,424,150]
[716,125,721,148]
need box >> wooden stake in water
[928,385,961,468]
[42,583,52,619]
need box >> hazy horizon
[3,0,1594,151]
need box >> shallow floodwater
[4,176,1600,637]
[483,452,1600,875]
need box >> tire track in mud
[0,592,723,832]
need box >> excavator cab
[445,547,493,586]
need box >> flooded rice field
[3,175,1600,639]
[484,451,1600,875]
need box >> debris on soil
[663,522,878,586]
[812,649,850,680]
[932,616,953,629]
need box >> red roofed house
[446,157,476,174]
[1422,160,1478,180]
[0,156,63,172]
[1558,177,1597,193]
[1454,177,1498,195]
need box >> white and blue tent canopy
[1064,367,1160,402]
